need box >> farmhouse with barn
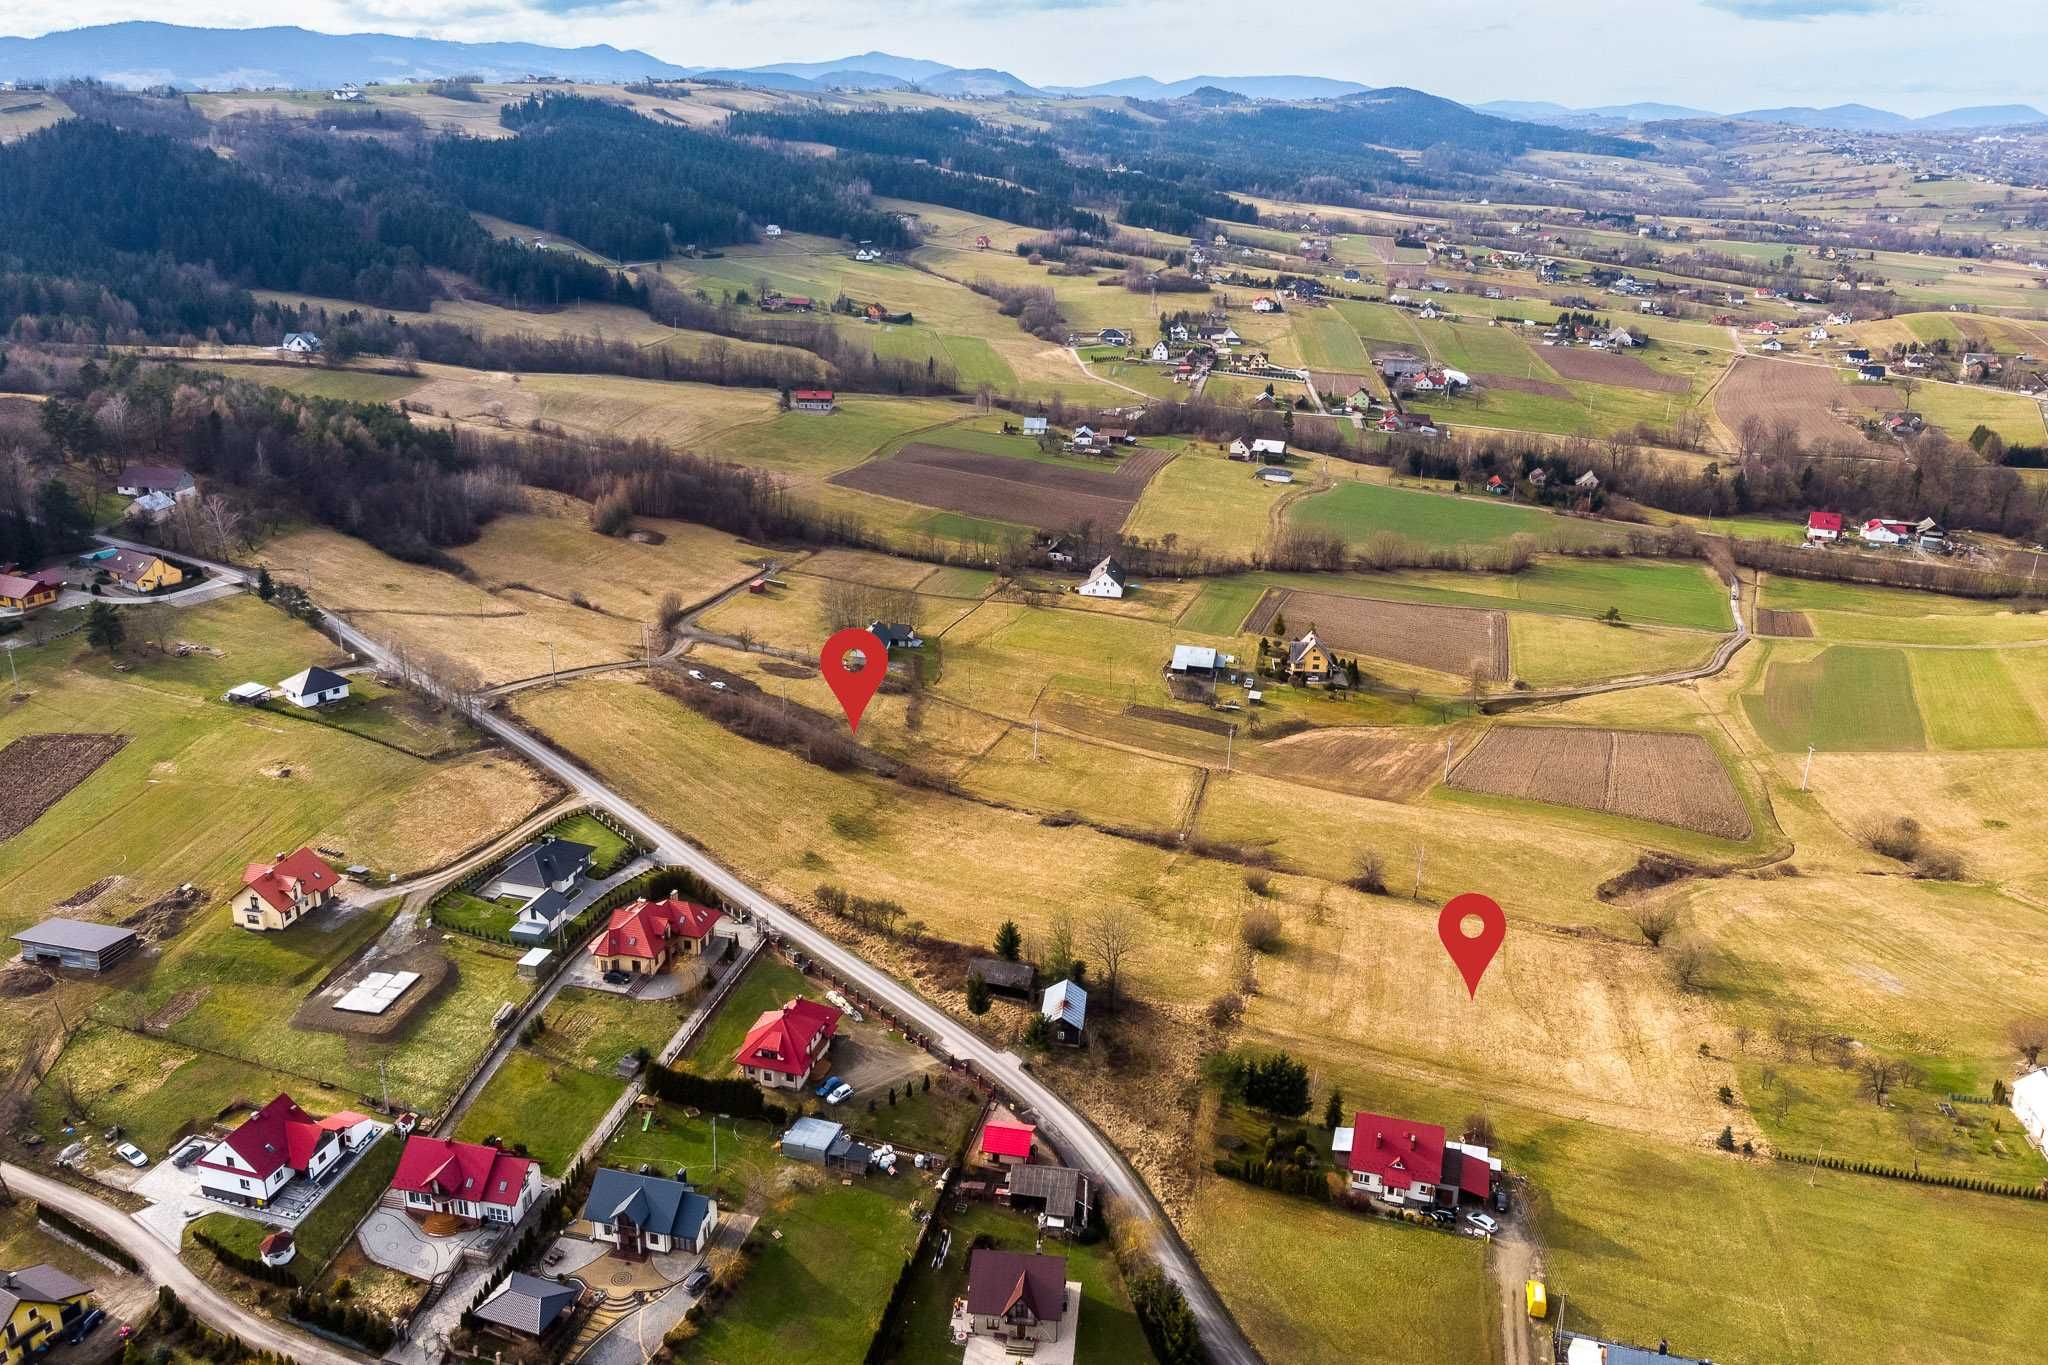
[1805,510,1843,544]
[1332,1110,1499,1208]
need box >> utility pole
[6,645,17,694]
[1444,736,1453,783]
[546,640,558,688]
[1225,726,1233,772]
[1031,718,1040,762]
[1414,844,1425,901]
[380,1058,390,1114]
[1801,743,1816,792]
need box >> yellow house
[0,573,59,613]
[0,1264,94,1365]
[104,549,183,593]
[1284,628,1333,684]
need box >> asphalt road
[2,1162,372,1365]
[96,536,1264,1363]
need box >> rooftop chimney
[1408,1132,1417,1149]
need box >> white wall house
[1076,555,1128,599]
[278,665,350,708]
[2014,1069,2048,1152]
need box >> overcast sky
[6,0,2045,115]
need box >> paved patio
[357,1206,500,1280]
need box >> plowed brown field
[1540,347,1690,393]
[829,442,1173,531]
[1447,725,1751,838]
[0,733,127,839]
[1283,590,1509,680]
[1755,607,1815,638]
[1713,357,1885,447]
[1250,726,1448,799]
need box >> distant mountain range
[3,24,2042,137]
[0,21,684,89]
[1475,97,2048,132]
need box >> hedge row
[1212,1156,1333,1202]
[36,1202,140,1270]
[1774,1150,2048,1200]
[643,1063,790,1127]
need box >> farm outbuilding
[967,957,1036,998]
[10,917,140,972]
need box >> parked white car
[115,1142,149,1168]
[826,1082,854,1105]
[687,669,705,681]
[1466,1212,1499,1235]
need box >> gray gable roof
[280,665,350,697]
[0,1263,92,1318]
[473,1273,578,1336]
[499,838,594,888]
[580,1168,712,1241]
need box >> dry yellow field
[406,364,777,448]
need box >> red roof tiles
[590,897,722,960]
[1347,1111,1447,1191]
[242,847,339,913]
[735,997,841,1077]
[391,1135,533,1208]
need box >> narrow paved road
[111,537,1263,1364]
[3,1162,372,1365]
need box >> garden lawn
[546,811,634,875]
[534,987,688,1073]
[1179,579,1268,636]
[602,1105,784,1208]
[685,1179,923,1365]
[886,1204,1153,1365]
[1289,482,1624,550]
[429,889,528,938]
[1182,1179,1493,1365]
[1741,644,1927,752]
[453,1047,625,1174]
[681,956,816,1076]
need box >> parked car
[67,1309,106,1343]
[115,1142,148,1168]
[1493,1185,1510,1214]
[826,1082,854,1105]
[687,669,704,681]
[1426,1208,1456,1226]
[683,1267,711,1295]
[815,1074,844,1099]
[1466,1212,1499,1235]
[603,970,631,986]
[709,680,728,691]
[172,1139,207,1168]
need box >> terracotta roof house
[390,1135,540,1227]
[0,572,60,613]
[1806,510,1843,543]
[963,1249,1076,1349]
[580,1168,719,1258]
[589,897,723,980]
[194,1094,383,1209]
[791,389,837,412]
[735,997,841,1090]
[258,1230,296,1267]
[236,847,340,932]
[1285,629,1334,685]
[472,1273,580,1339]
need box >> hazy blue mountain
[1058,74,1373,100]
[1732,102,1909,131]
[919,67,1041,97]
[1475,99,1717,125]
[747,52,954,83]
[1472,99,1580,121]
[0,21,685,89]
[1911,104,2048,129]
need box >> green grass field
[1906,650,2048,749]
[682,956,814,1076]
[1741,644,1926,752]
[1180,580,1268,635]
[545,811,634,875]
[1124,451,1281,561]
[1290,308,1373,372]
[1249,558,1732,631]
[533,986,688,1072]
[197,363,427,404]
[1289,482,1623,550]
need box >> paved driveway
[577,1214,757,1365]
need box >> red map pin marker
[1438,892,1506,1000]
[821,627,888,734]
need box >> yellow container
[1525,1280,1548,1320]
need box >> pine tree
[85,600,124,653]
[257,564,275,601]
[966,971,991,1016]
[1324,1088,1343,1130]
[993,919,1023,962]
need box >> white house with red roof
[235,847,340,932]
[734,997,841,1090]
[1332,1111,1497,1208]
[589,897,723,980]
[390,1135,540,1227]
[194,1094,384,1209]
[790,389,837,412]
[1859,517,1916,547]
[1805,510,1843,543]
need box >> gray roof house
[471,1273,581,1338]
[580,1169,720,1258]
[781,1118,873,1173]
[11,918,140,972]
[1004,1164,1094,1234]
[867,621,924,649]
[1168,645,1219,676]
[485,837,594,902]
[277,665,351,708]
[1041,980,1087,1046]
[968,957,1036,997]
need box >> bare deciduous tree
[1087,906,1139,1012]
[2009,1016,2048,1069]
[1629,904,1678,948]
[1667,938,1711,993]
